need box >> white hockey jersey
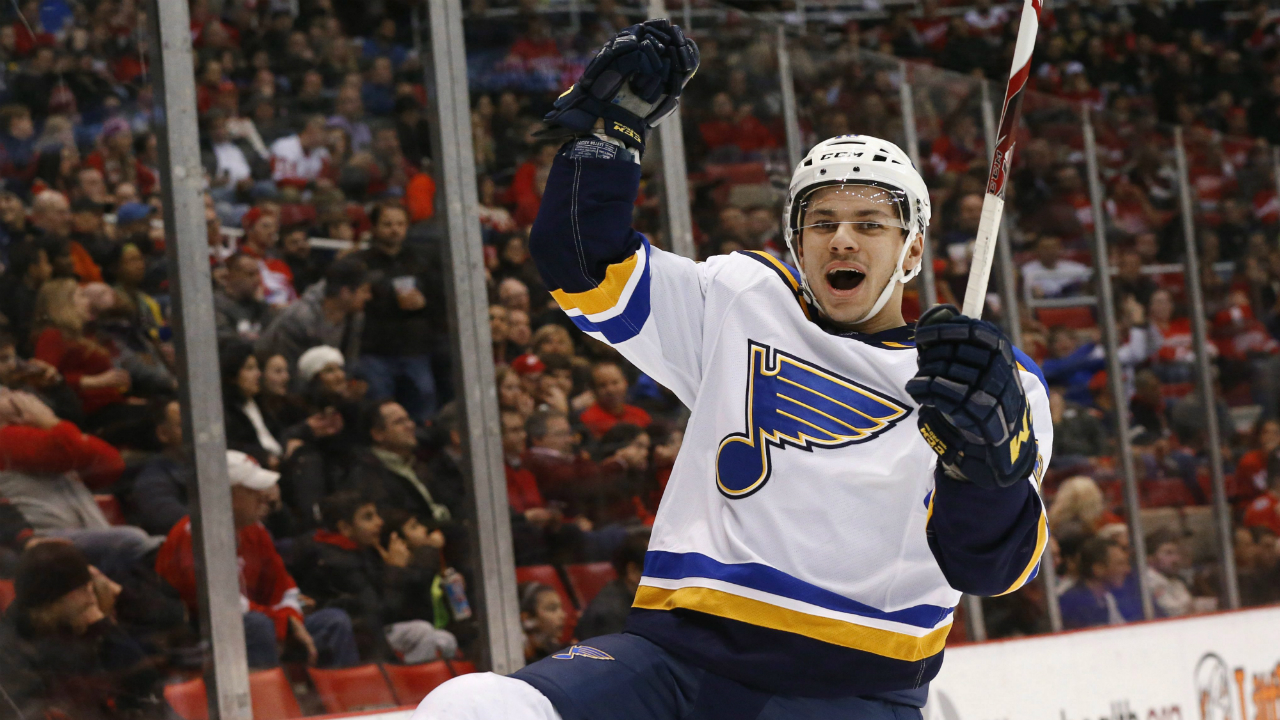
[530,153,1052,702]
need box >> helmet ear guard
[782,136,931,327]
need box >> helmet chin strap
[851,228,923,326]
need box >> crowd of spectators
[4,0,1280,715]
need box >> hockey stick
[959,0,1044,318]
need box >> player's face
[796,185,922,331]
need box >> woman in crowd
[258,351,310,429]
[496,365,534,420]
[220,338,283,468]
[32,278,138,439]
[1048,475,1123,534]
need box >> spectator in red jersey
[1147,287,1205,384]
[508,17,561,63]
[239,206,297,307]
[913,0,949,54]
[510,143,556,227]
[1235,419,1280,502]
[698,92,778,159]
[579,361,651,440]
[1244,469,1280,537]
[1210,289,1280,417]
[523,408,596,514]
[269,115,331,191]
[502,409,587,566]
[928,115,982,178]
[156,450,359,668]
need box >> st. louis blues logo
[716,341,910,499]
[552,645,615,661]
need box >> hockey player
[417,19,1051,720]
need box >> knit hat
[297,345,345,384]
[13,542,92,611]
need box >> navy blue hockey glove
[536,19,699,155]
[906,305,1037,490]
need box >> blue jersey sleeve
[528,149,709,407]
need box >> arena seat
[249,667,304,719]
[566,562,617,607]
[163,669,303,720]
[516,565,578,643]
[1035,306,1096,329]
[95,494,127,526]
[1140,479,1198,508]
[381,661,454,706]
[163,678,209,720]
[0,579,14,612]
[448,660,478,676]
[307,664,398,713]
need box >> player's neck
[819,306,907,336]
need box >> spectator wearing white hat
[155,450,359,669]
[297,344,346,394]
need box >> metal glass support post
[426,0,526,672]
[1272,146,1280,209]
[1083,107,1152,621]
[149,1,249,717]
[897,61,936,309]
[1173,127,1241,610]
[648,0,695,259]
[979,80,1022,344]
[778,25,803,171]
[683,0,693,33]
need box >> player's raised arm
[527,21,706,405]
[907,306,1054,597]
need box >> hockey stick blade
[960,0,1043,319]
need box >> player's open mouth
[825,268,866,292]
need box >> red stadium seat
[249,668,304,719]
[307,664,398,713]
[381,661,454,706]
[565,562,617,607]
[1036,306,1096,329]
[449,660,477,676]
[1141,479,1198,508]
[95,494,126,525]
[163,670,302,720]
[0,579,14,612]
[164,678,209,720]
[516,565,578,643]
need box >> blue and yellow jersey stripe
[549,236,653,344]
[633,551,954,663]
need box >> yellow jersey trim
[550,252,639,315]
[996,504,1048,596]
[633,585,949,662]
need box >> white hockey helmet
[783,135,931,325]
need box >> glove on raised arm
[537,19,699,155]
